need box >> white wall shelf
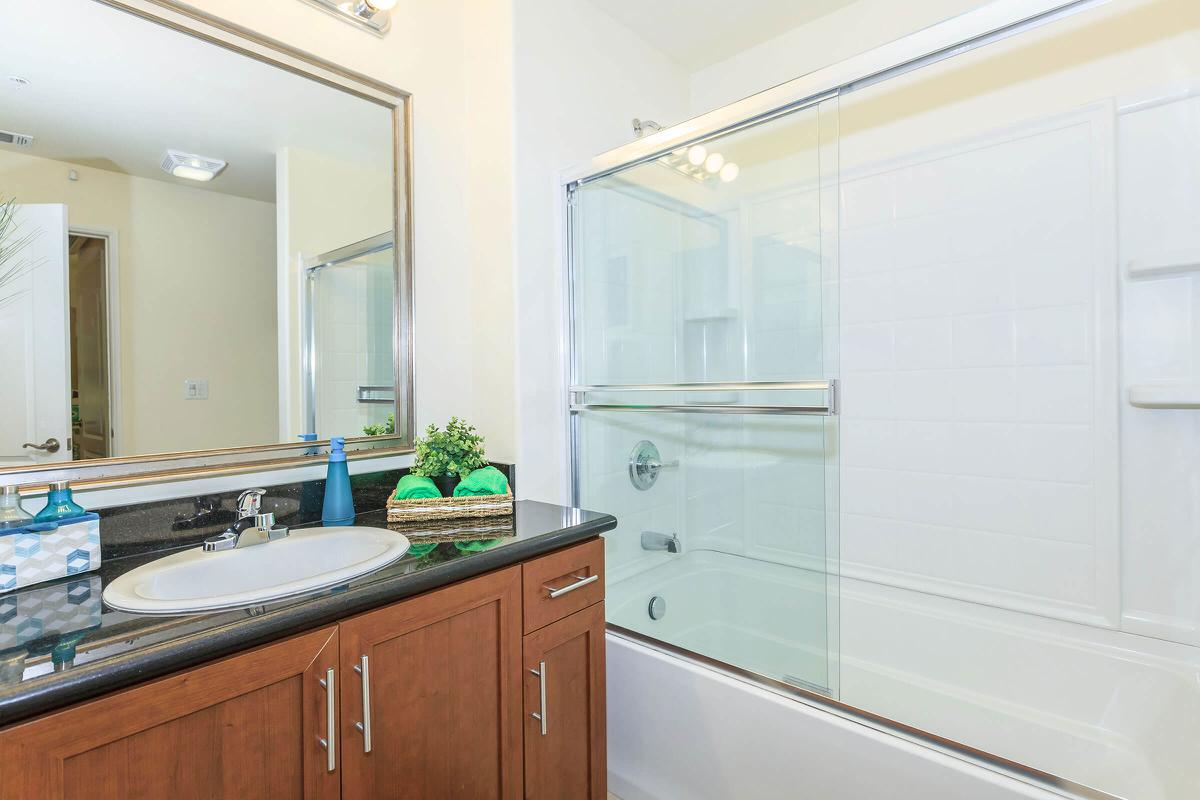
[1126,248,1200,279]
[1128,383,1200,408]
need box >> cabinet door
[0,626,340,800]
[523,603,606,800]
[338,566,523,800]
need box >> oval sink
[103,526,410,614]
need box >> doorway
[68,233,113,459]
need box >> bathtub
[606,550,1200,800]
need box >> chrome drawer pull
[353,655,372,753]
[530,661,548,735]
[546,573,599,599]
[318,667,336,772]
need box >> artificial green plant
[411,417,487,478]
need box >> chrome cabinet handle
[546,573,599,599]
[318,667,336,772]
[353,655,372,753]
[529,661,547,736]
[22,438,60,453]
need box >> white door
[0,204,71,466]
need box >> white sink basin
[102,526,410,614]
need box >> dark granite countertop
[0,500,615,726]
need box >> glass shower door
[570,97,840,696]
[305,233,398,440]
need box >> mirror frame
[0,0,415,490]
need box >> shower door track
[607,624,1121,800]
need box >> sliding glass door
[569,97,841,696]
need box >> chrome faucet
[203,489,290,552]
[641,530,681,554]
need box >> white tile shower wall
[838,106,1120,626]
[1118,89,1200,645]
[576,185,694,580]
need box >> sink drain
[648,595,666,620]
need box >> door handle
[546,573,599,599]
[353,654,372,753]
[529,661,547,736]
[318,667,336,772]
[22,438,60,453]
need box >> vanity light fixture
[299,0,396,35]
[161,150,227,182]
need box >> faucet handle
[237,488,266,518]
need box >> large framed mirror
[0,0,413,487]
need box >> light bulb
[364,0,398,10]
[719,162,740,183]
[171,165,216,182]
[687,145,707,166]
[704,152,725,174]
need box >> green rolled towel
[454,538,505,553]
[452,466,510,497]
[395,474,441,500]
[406,542,439,559]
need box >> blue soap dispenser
[321,436,355,526]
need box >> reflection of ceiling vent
[0,130,33,147]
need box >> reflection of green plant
[411,417,486,478]
[363,413,395,437]
[0,197,40,309]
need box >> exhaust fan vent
[0,130,33,147]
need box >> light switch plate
[183,379,209,400]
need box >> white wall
[511,0,692,505]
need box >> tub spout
[641,530,681,554]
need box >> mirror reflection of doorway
[68,233,112,460]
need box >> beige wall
[689,0,989,115]
[0,148,278,455]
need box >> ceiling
[0,0,393,203]
[588,0,864,71]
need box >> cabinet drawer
[522,537,604,633]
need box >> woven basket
[386,492,514,523]
[390,517,516,544]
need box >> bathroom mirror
[0,0,413,485]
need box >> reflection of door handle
[22,438,60,453]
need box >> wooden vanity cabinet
[523,603,606,800]
[0,539,606,800]
[0,626,341,800]
[337,565,524,800]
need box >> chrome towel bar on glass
[568,379,838,416]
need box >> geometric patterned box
[0,513,101,594]
[0,573,102,654]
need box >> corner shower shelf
[1126,248,1200,279]
[1128,383,1200,408]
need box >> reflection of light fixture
[161,150,227,182]
[657,143,739,185]
[299,0,394,35]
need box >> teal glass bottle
[34,480,87,523]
